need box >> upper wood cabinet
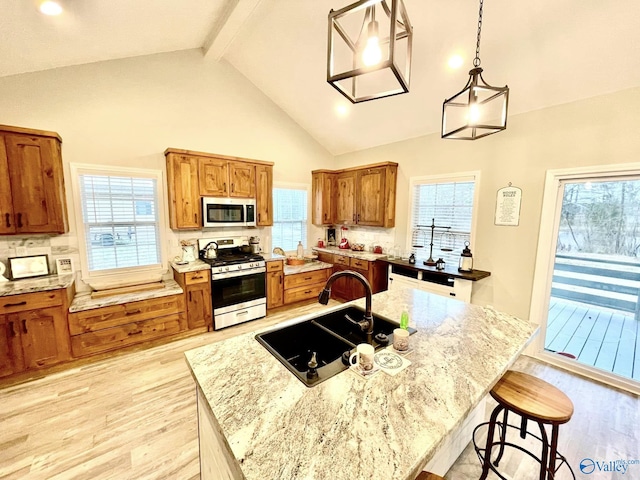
[165,148,273,230]
[166,153,201,230]
[312,171,336,225]
[0,125,69,235]
[255,164,273,226]
[199,158,255,198]
[312,162,397,228]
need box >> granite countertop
[69,279,183,313]
[185,288,538,480]
[170,260,211,274]
[0,274,75,297]
[284,260,333,275]
[261,253,286,262]
[312,246,389,262]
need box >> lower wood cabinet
[266,260,284,309]
[0,286,73,378]
[68,294,187,357]
[283,268,331,305]
[315,252,388,302]
[173,270,212,330]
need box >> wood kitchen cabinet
[312,171,336,225]
[173,270,212,330]
[0,125,69,235]
[266,260,284,309]
[316,252,388,302]
[165,153,201,230]
[312,162,397,228]
[165,148,274,230]
[0,286,74,379]
[284,268,331,305]
[256,164,273,226]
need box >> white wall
[0,49,334,285]
[335,87,640,319]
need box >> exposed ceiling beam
[202,0,262,60]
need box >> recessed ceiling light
[335,104,349,117]
[448,55,464,69]
[39,1,63,16]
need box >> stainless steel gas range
[198,237,266,330]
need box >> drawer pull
[191,275,203,280]
[304,290,312,294]
[304,276,312,280]
[4,300,27,308]
[128,330,143,336]
[21,319,28,334]
[125,309,142,316]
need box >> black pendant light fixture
[327,0,413,104]
[442,0,509,140]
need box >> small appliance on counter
[249,236,261,254]
[338,226,350,249]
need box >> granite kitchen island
[185,287,538,480]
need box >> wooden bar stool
[473,370,576,480]
[415,472,445,480]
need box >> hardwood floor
[1,302,638,480]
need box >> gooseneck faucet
[318,270,374,335]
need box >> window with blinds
[272,187,308,251]
[409,176,476,265]
[78,173,161,272]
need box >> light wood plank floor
[1,302,639,480]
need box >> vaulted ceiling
[2,0,640,155]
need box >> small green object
[400,309,409,330]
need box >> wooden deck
[545,297,640,381]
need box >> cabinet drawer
[333,255,350,266]
[284,283,325,304]
[284,269,329,289]
[350,258,370,270]
[266,260,283,272]
[68,294,185,335]
[185,271,209,285]
[0,290,63,314]
[71,312,187,357]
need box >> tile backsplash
[326,225,397,254]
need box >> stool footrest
[473,421,576,480]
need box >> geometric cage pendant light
[328,0,413,104]
[442,0,509,140]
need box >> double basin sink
[255,305,416,387]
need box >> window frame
[406,171,481,263]
[70,163,168,285]
[271,182,310,253]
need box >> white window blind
[410,178,476,265]
[78,173,161,272]
[272,187,307,251]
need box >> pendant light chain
[473,0,484,67]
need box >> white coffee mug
[349,343,375,371]
[393,328,410,352]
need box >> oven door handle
[211,267,266,281]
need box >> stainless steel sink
[255,305,416,387]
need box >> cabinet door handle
[8,321,16,337]
[279,275,282,284]
[21,319,28,334]
[357,213,360,222]
[4,300,27,308]
[17,213,23,228]
[125,309,142,316]
[223,182,227,193]
[4,213,10,228]
[258,213,261,222]
[189,292,192,302]
[231,183,235,193]
[194,213,198,223]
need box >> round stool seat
[490,370,573,424]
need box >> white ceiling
[2,0,640,155]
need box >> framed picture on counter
[7,254,50,280]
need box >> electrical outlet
[15,246,27,257]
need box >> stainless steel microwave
[202,197,256,228]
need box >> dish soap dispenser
[400,306,410,330]
[296,241,304,259]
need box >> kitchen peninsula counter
[185,288,538,480]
